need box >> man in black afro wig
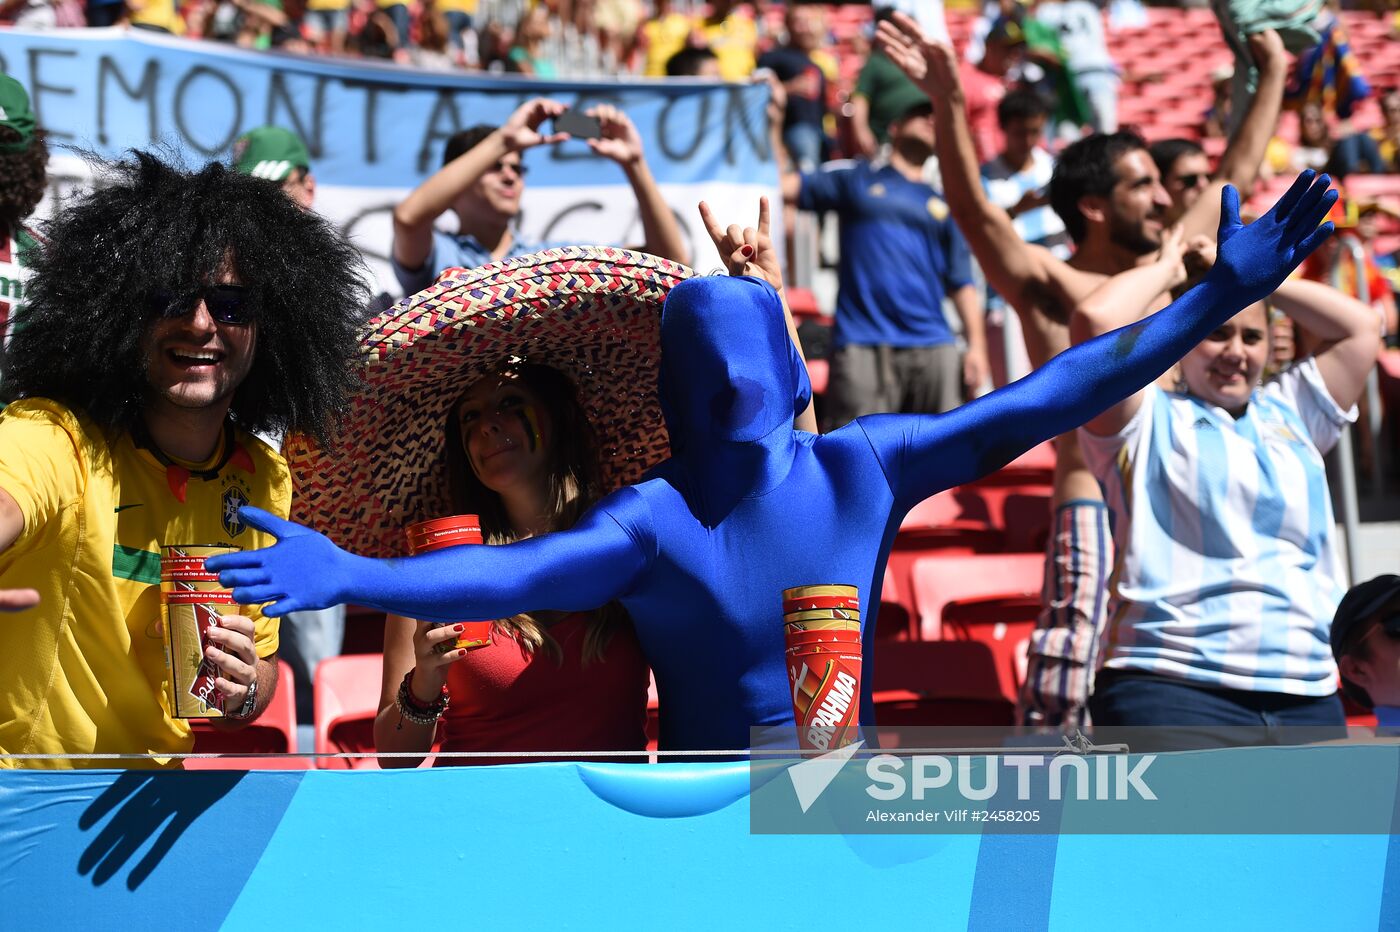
[0,150,367,762]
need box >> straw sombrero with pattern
[286,246,693,558]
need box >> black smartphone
[553,108,603,140]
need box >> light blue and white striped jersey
[1079,358,1355,695]
[981,148,1069,258]
[981,149,1070,314]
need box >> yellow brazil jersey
[434,0,479,14]
[643,12,698,77]
[701,12,757,82]
[127,0,186,34]
[0,399,290,769]
[306,0,351,13]
[644,11,758,80]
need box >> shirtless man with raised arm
[876,12,1289,726]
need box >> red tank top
[437,612,649,765]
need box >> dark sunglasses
[1174,172,1209,189]
[491,160,528,177]
[149,285,258,326]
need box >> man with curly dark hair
[0,151,367,768]
[0,74,48,405]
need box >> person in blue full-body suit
[211,173,1339,753]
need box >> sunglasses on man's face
[149,285,258,326]
[1173,172,1209,189]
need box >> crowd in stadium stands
[5,0,1400,767]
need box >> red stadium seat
[187,658,309,769]
[896,488,1005,550]
[910,551,1042,638]
[941,597,1040,704]
[974,440,1054,485]
[314,654,385,769]
[785,286,826,324]
[876,563,915,641]
[340,604,386,655]
[910,553,1044,702]
[1345,175,1400,202]
[905,482,1051,556]
[1137,81,1193,101]
[1201,136,1228,159]
[806,357,829,396]
[994,487,1054,553]
[900,486,993,534]
[870,641,1016,738]
[888,488,1007,625]
[914,465,1052,553]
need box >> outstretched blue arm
[208,494,648,619]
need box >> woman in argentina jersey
[1072,225,1381,732]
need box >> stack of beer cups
[783,584,863,752]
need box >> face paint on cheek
[516,404,542,452]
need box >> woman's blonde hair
[444,361,623,663]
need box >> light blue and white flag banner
[0,28,779,295]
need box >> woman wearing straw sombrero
[214,175,1340,753]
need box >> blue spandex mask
[658,275,811,450]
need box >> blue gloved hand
[1204,169,1337,306]
[206,506,367,616]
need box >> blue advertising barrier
[2,753,1397,930]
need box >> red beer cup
[163,590,239,605]
[783,629,863,650]
[160,543,241,718]
[781,595,862,613]
[405,516,493,650]
[785,647,863,752]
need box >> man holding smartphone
[391,97,689,297]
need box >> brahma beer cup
[161,544,240,718]
[782,583,863,752]
[405,516,493,650]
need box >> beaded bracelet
[395,669,450,727]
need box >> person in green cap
[0,74,47,410]
[232,125,315,211]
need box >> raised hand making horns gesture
[698,196,784,294]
